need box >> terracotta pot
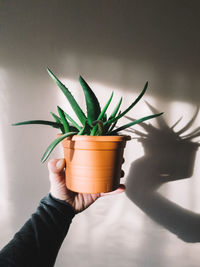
[60,135,128,193]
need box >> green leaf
[63,111,82,131]
[96,121,104,136]
[108,113,163,134]
[41,132,77,163]
[90,92,114,135]
[51,112,79,133]
[69,125,79,132]
[47,68,87,126]
[57,106,70,133]
[12,120,62,129]
[102,113,107,122]
[108,111,121,132]
[78,121,91,135]
[105,82,148,127]
[79,75,101,125]
[97,92,113,121]
[108,97,122,121]
[50,112,64,133]
[50,112,61,123]
[104,98,122,133]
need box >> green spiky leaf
[50,112,61,123]
[47,68,87,126]
[102,113,107,122]
[109,111,121,132]
[108,113,163,134]
[108,97,122,121]
[79,75,101,125]
[90,92,114,135]
[63,111,82,131]
[57,106,70,133]
[41,132,77,163]
[78,121,91,135]
[97,92,113,121]
[104,98,122,132]
[12,120,62,129]
[91,120,104,135]
[105,82,148,127]
[50,112,64,133]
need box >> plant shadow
[125,104,200,242]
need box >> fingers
[48,158,66,183]
[48,158,65,174]
[100,184,126,197]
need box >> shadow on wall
[125,104,200,243]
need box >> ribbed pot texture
[61,135,127,193]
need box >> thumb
[48,158,66,182]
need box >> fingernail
[56,159,64,169]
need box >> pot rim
[57,134,131,142]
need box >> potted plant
[13,69,163,193]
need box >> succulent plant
[13,69,163,162]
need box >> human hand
[48,158,125,213]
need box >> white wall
[0,1,200,266]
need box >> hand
[48,158,125,213]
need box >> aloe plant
[13,68,163,162]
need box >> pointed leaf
[97,92,113,121]
[47,68,87,126]
[12,120,62,129]
[108,113,163,134]
[78,121,91,135]
[109,111,121,132]
[50,112,61,123]
[105,82,148,126]
[79,75,101,125]
[50,112,64,133]
[91,120,104,136]
[108,97,122,121]
[125,115,157,133]
[41,132,77,163]
[102,113,107,122]
[104,98,122,133]
[63,111,82,131]
[57,106,70,133]
[90,92,114,135]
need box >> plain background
[0,1,200,266]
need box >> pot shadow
[125,105,200,242]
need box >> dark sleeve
[0,194,75,267]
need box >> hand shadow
[125,104,200,242]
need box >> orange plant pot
[60,135,128,193]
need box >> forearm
[0,194,75,267]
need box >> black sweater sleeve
[0,194,75,267]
